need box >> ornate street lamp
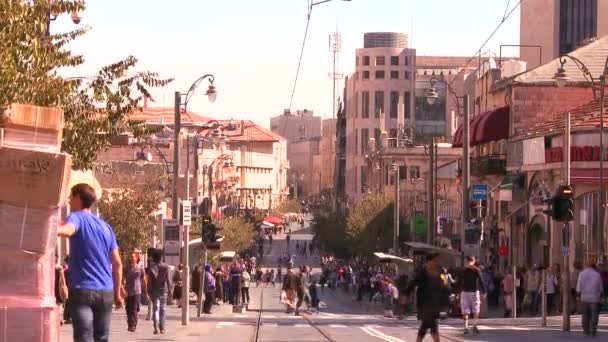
[552,55,608,265]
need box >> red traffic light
[559,185,574,196]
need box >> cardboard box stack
[0,104,71,342]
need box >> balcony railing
[471,154,507,177]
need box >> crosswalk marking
[262,315,276,318]
[329,324,347,328]
[293,323,310,328]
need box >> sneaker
[463,328,469,334]
[160,329,165,334]
[153,329,159,335]
[472,326,479,333]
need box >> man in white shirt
[576,258,605,336]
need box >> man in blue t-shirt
[58,183,123,342]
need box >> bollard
[512,265,517,319]
[541,268,547,327]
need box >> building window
[374,128,381,150]
[375,56,385,66]
[391,56,399,66]
[399,165,407,180]
[404,91,411,119]
[404,56,409,66]
[354,128,358,155]
[390,70,399,79]
[363,70,370,80]
[389,91,399,118]
[375,70,385,79]
[360,166,367,193]
[363,56,370,66]
[405,71,411,79]
[361,128,369,156]
[409,165,420,179]
[389,128,398,147]
[356,56,359,66]
[374,91,384,118]
[362,91,370,118]
[559,0,598,56]
[355,92,359,118]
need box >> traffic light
[201,216,224,249]
[556,185,574,222]
[545,185,575,222]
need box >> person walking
[55,256,69,325]
[501,268,514,318]
[57,183,123,342]
[545,265,559,315]
[230,262,243,305]
[242,268,251,305]
[405,253,445,342]
[282,265,298,313]
[123,252,147,332]
[172,264,183,308]
[295,265,312,315]
[576,258,605,336]
[213,266,224,305]
[525,266,541,316]
[191,264,202,306]
[460,256,486,334]
[145,249,171,335]
[203,264,216,314]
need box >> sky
[53,0,521,127]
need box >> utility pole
[173,92,181,223]
[427,139,434,245]
[563,111,571,332]
[462,96,471,255]
[394,164,400,255]
[182,135,191,326]
[599,74,606,265]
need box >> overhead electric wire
[447,0,525,89]
[288,12,312,113]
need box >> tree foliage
[97,179,162,261]
[0,1,172,170]
[272,199,300,216]
[312,211,349,257]
[216,217,255,254]
[345,193,394,257]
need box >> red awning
[263,216,283,225]
[451,106,510,147]
[472,106,510,145]
[571,168,608,185]
[452,125,463,147]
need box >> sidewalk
[59,293,260,342]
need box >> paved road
[60,216,608,341]
[60,283,608,342]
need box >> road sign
[182,200,192,226]
[472,184,489,200]
[562,246,569,256]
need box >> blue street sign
[472,184,489,200]
[562,246,569,256]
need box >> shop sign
[545,146,606,163]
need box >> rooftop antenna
[329,31,343,119]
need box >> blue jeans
[70,289,114,342]
[581,302,600,335]
[151,295,167,331]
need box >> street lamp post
[174,74,217,326]
[391,162,400,255]
[553,56,608,264]
[425,77,469,252]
